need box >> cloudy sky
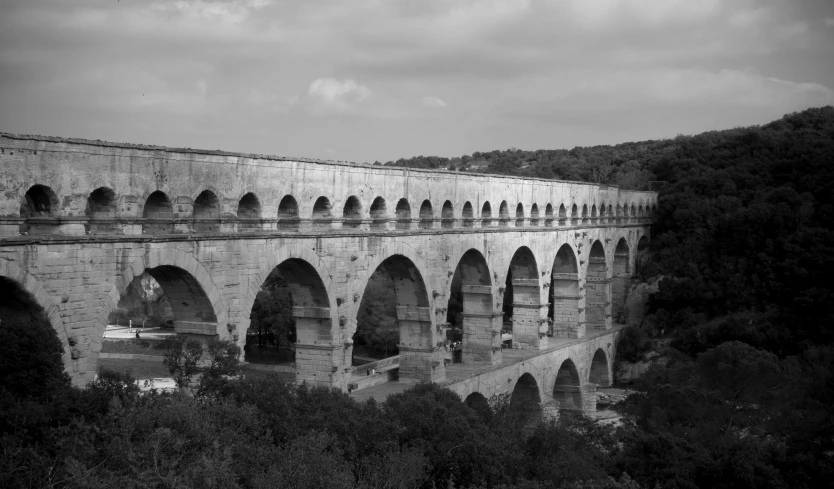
[1,0,832,163]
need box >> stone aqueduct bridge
[0,133,656,412]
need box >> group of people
[444,340,463,352]
[365,367,376,376]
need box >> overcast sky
[1,0,832,163]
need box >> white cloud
[421,96,447,108]
[151,0,273,24]
[306,78,371,113]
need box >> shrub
[616,326,651,363]
[162,335,203,389]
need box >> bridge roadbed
[350,325,624,403]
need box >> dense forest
[381,139,675,190]
[2,107,833,488]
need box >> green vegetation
[248,269,295,350]
[3,107,833,488]
[354,269,399,358]
[383,142,672,189]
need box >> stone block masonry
[0,133,655,389]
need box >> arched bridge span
[0,134,655,388]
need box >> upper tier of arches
[12,184,657,236]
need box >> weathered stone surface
[0,134,656,390]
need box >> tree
[162,335,204,389]
[198,339,245,396]
[249,271,294,349]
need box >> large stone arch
[510,372,543,425]
[502,246,547,350]
[464,391,492,419]
[447,245,501,366]
[589,348,612,387]
[0,259,75,381]
[242,243,338,387]
[552,358,586,412]
[353,246,441,384]
[612,237,631,320]
[585,240,611,331]
[241,243,337,328]
[550,243,583,338]
[104,248,229,340]
[352,241,434,316]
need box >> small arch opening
[86,187,117,234]
[21,184,58,218]
[441,200,454,229]
[419,200,433,229]
[395,198,411,230]
[462,202,474,228]
[499,201,510,227]
[20,185,59,234]
[370,197,388,229]
[278,195,300,230]
[342,196,362,229]
[530,203,539,227]
[515,203,524,227]
[142,191,173,234]
[312,196,332,229]
[481,202,492,227]
[193,190,220,233]
[237,192,261,232]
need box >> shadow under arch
[511,372,542,426]
[447,248,500,366]
[142,190,174,234]
[586,240,610,331]
[549,243,583,338]
[86,186,117,234]
[243,245,336,387]
[107,250,229,340]
[464,391,492,420]
[553,358,583,412]
[0,260,75,382]
[354,252,438,384]
[589,348,611,387]
[612,238,631,320]
[503,246,544,349]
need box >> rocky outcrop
[618,277,661,327]
[615,348,670,384]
